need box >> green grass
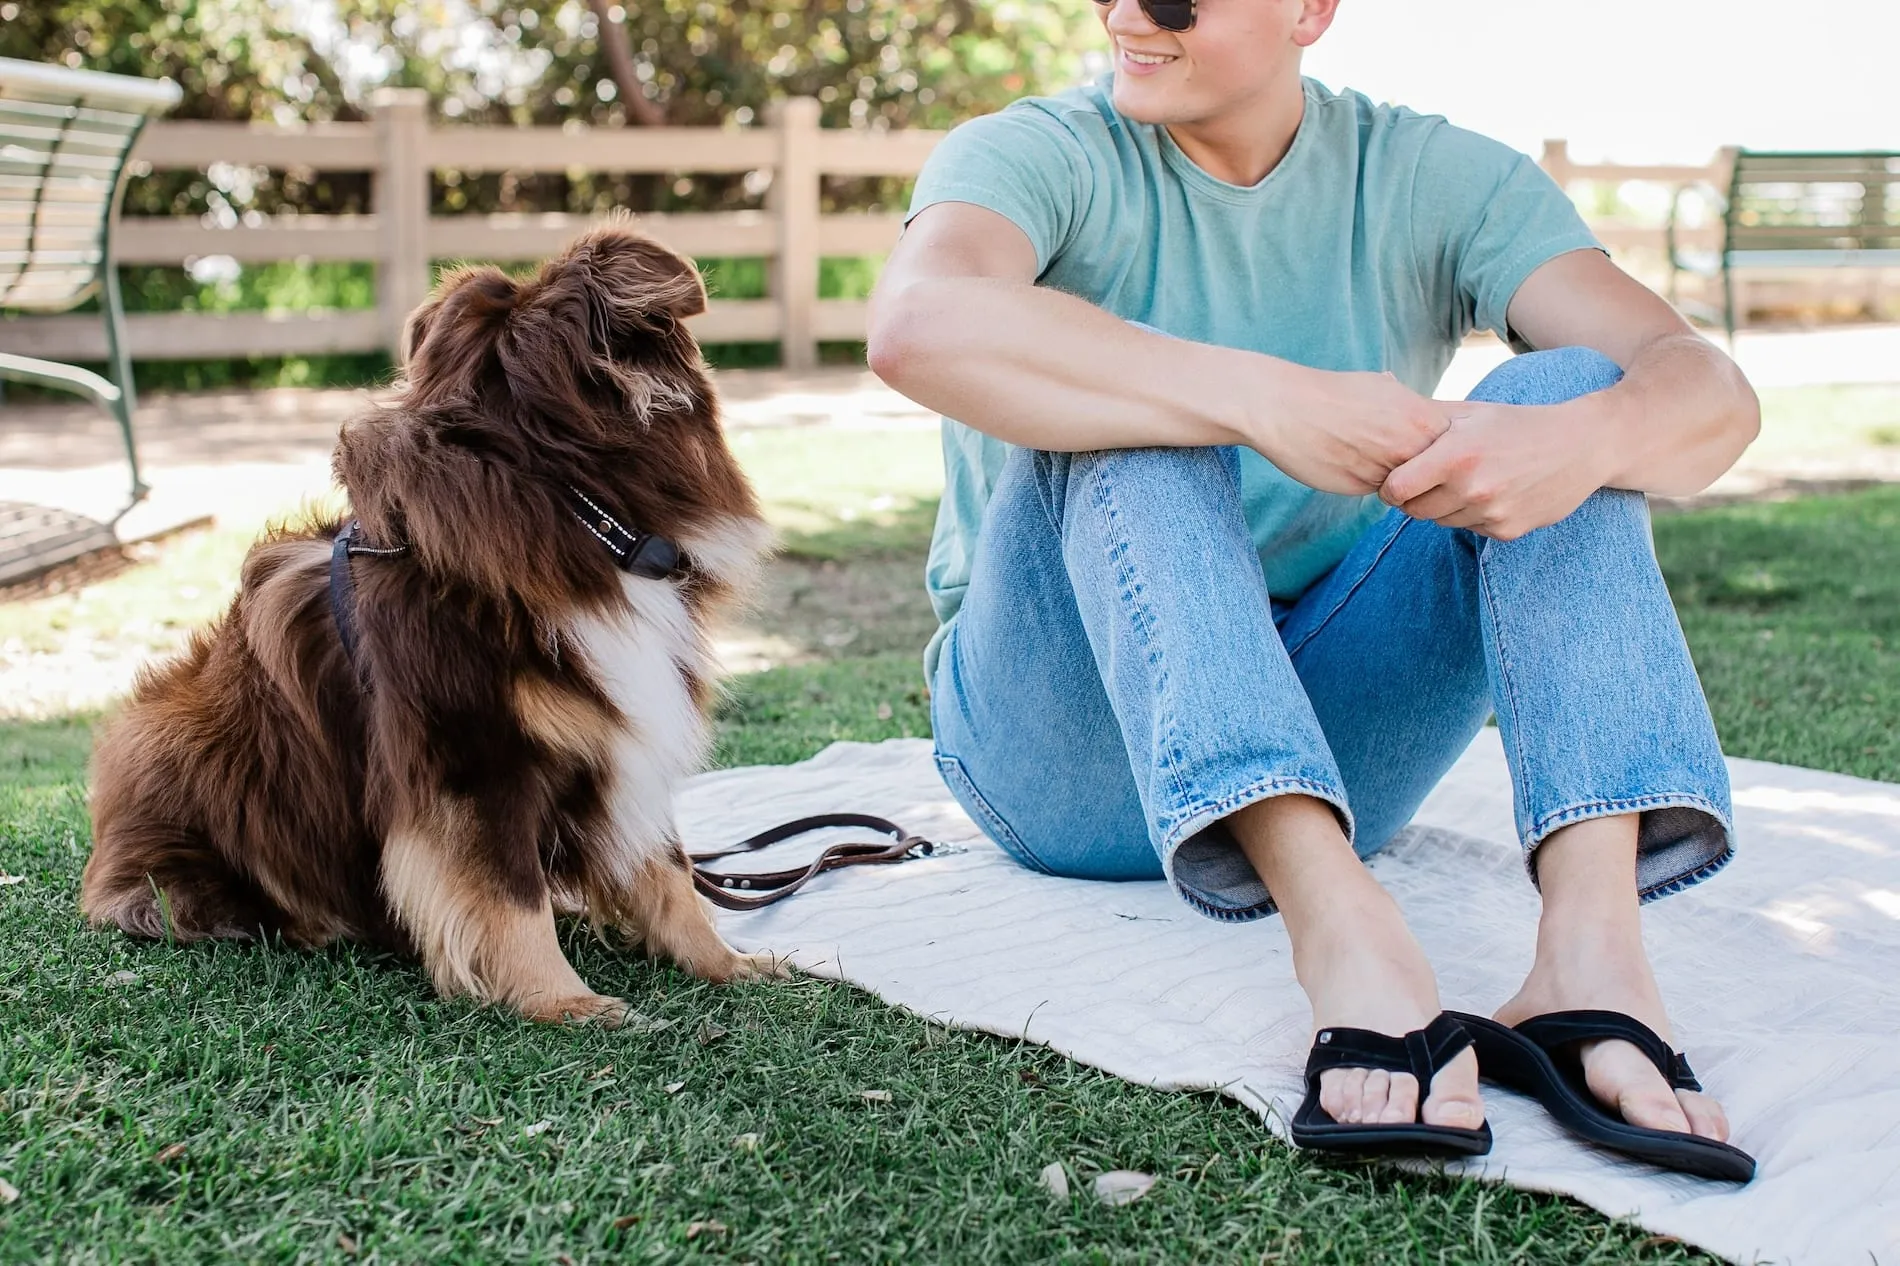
[1652,485,1900,782]
[8,430,1899,1262]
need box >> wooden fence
[4,94,1750,370]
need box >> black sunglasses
[1093,0,1197,33]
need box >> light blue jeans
[929,347,1735,921]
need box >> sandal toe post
[1450,1009,1755,1183]
[1289,1012,1492,1158]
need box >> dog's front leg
[600,847,784,983]
[381,803,629,1025]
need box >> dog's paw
[522,993,634,1027]
[730,950,791,982]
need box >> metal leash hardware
[689,812,936,911]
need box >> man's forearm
[1587,334,1760,497]
[867,276,1275,452]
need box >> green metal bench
[0,57,181,517]
[1668,149,1900,341]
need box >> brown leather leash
[689,812,936,911]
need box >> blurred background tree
[1,0,1102,382]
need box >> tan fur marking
[588,855,780,983]
[382,815,627,1024]
[511,675,615,765]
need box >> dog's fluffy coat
[82,225,776,1023]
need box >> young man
[865,0,1758,1164]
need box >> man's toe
[1678,1090,1730,1142]
[1420,1047,1484,1130]
[1377,1072,1419,1124]
[1585,1040,1693,1134]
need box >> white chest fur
[563,515,770,884]
[567,573,712,883]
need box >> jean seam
[1474,535,1539,827]
[1086,454,1197,819]
[931,750,1055,875]
[1282,511,1411,660]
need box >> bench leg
[1721,258,1737,349]
[100,262,147,506]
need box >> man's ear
[1293,0,1343,47]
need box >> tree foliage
[4,0,1105,214]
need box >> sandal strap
[1515,1009,1703,1092]
[1305,1013,1474,1099]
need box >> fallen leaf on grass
[732,1133,761,1152]
[1016,1068,1042,1087]
[0,874,24,887]
[590,1064,614,1079]
[336,1233,358,1255]
[523,1120,552,1137]
[0,1177,19,1204]
[1092,1171,1155,1206]
[612,1214,641,1231]
[875,702,893,721]
[859,1089,892,1103]
[154,1144,186,1164]
[696,1020,728,1047]
[664,1081,686,1095]
[622,1013,673,1033]
[108,970,140,986]
[686,1220,728,1239]
[1037,1163,1069,1200]
[555,1255,576,1266]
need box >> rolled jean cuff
[1524,794,1735,903]
[1160,775,1354,923]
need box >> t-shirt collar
[1146,76,1320,205]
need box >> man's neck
[1161,77,1306,188]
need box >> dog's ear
[498,225,707,430]
[559,222,709,329]
[399,266,521,393]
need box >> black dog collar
[329,489,687,679]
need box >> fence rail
[2,96,1765,369]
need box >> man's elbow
[865,285,924,388]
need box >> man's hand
[1378,399,1609,541]
[1253,368,1453,496]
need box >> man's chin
[1109,83,1189,126]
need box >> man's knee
[1029,443,1239,506]
[1467,346,1623,407]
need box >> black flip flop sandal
[1449,1009,1756,1182]
[1289,1012,1492,1157]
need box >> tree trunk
[586,0,667,127]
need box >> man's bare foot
[1494,933,1729,1140]
[1506,815,1730,1141]
[1230,794,1483,1131]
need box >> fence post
[769,97,822,371]
[1540,138,1571,189]
[373,88,431,360]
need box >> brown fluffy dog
[81,224,777,1024]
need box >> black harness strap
[329,519,407,677]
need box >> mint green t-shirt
[906,74,1601,677]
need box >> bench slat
[0,204,103,228]
[0,96,148,133]
[0,150,126,178]
[0,124,138,158]
[0,174,119,203]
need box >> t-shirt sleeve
[904,104,1093,277]
[1408,123,1603,342]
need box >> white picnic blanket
[676,731,1900,1265]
